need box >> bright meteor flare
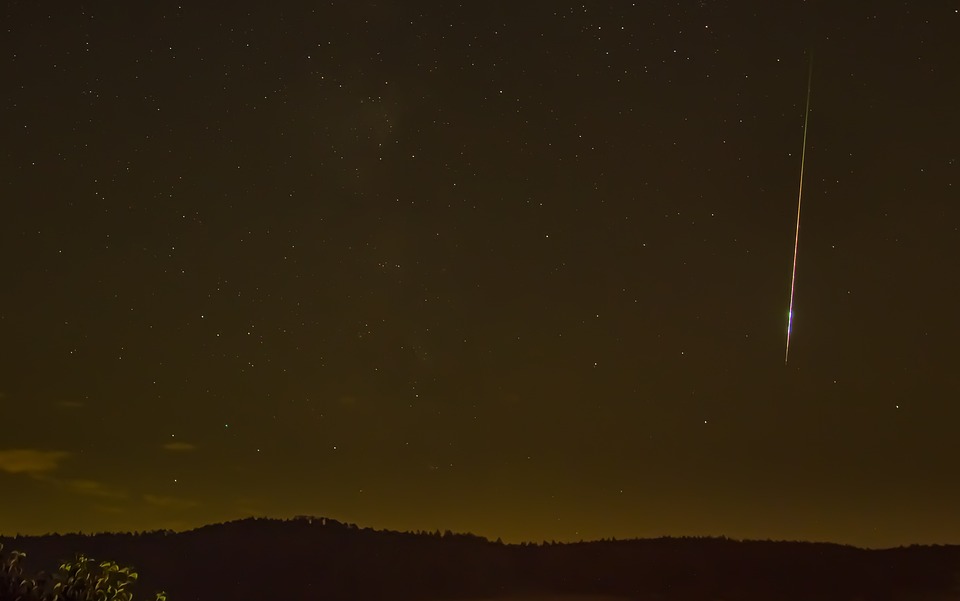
[785,57,813,365]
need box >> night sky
[2,2,958,548]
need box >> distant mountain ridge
[3,516,960,601]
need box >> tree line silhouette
[3,517,960,601]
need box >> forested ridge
[4,517,959,601]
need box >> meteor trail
[785,56,813,365]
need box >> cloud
[56,400,85,409]
[0,450,131,502]
[0,449,69,474]
[162,441,197,452]
[143,494,199,509]
[64,479,127,499]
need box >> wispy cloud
[0,449,69,474]
[56,400,85,409]
[143,494,199,509]
[64,479,127,499]
[0,449,130,501]
[162,441,197,452]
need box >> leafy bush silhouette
[1,543,166,601]
[0,544,32,600]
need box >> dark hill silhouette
[3,517,960,601]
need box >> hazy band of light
[785,56,813,365]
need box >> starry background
[1,1,958,548]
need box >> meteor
[785,56,813,365]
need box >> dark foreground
[3,517,960,601]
